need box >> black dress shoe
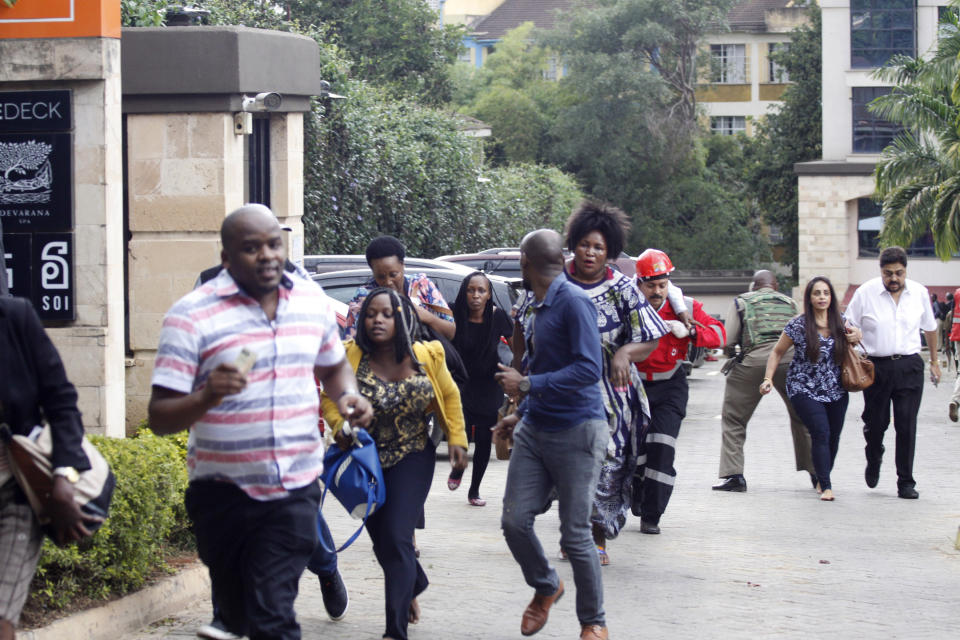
[897,486,919,499]
[864,445,883,488]
[640,520,660,535]
[864,463,880,488]
[712,476,746,492]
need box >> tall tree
[458,22,565,165]
[286,0,465,105]
[547,0,736,128]
[869,3,960,260]
[748,6,822,278]
[540,0,767,267]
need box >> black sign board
[0,90,72,133]
[0,90,75,322]
[4,232,75,321]
[0,132,72,232]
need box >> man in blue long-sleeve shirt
[494,229,610,640]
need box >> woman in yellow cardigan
[321,287,467,640]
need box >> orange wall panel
[0,0,120,39]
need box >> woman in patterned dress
[515,202,667,564]
[321,288,468,640]
[760,276,862,501]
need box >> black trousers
[862,354,924,488]
[450,408,497,498]
[638,369,688,525]
[366,446,436,640]
[185,480,320,640]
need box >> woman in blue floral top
[759,276,862,501]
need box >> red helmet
[635,249,675,280]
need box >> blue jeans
[305,514,338,577]
[501,418,608,627]
[789,393,849,491]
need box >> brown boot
[580,624,609,639]
[520,580,564,636]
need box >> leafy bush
[482,163,583,244]
[27,430,191,613]
[304,82,582,257]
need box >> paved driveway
[135,356,960,639]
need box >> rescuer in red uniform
[632,249,725,534]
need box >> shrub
[304,83,583,257]
[27,430,192,613]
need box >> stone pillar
[270,113,305,262]
[125,112,307,428]
[797,173,875,295]
[125,113,244,426]
[0,37,125,437]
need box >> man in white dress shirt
[845,247,941,499]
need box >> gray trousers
[718,360,814,478]
[501,418,608,627]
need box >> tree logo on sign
[0,140,53,204]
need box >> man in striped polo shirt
[149,204,372,640]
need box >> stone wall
[797,173,875,295]
[0,37,125,436]
[124,111,305,429]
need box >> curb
[20,562,209,640]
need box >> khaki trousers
[718,359,814,478]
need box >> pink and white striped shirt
[152,269,345,501]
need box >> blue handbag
[318,424,386,552]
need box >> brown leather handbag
[841,342,875,392]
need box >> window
[768,224,783,244]
[850,0,915,68]
[938,5,959,39]
[857,198,938,257]
[710,44,747,83]
[852,87,900,153]
[768,43,789,82]
[710,116,746,136]
[544,56,562,81]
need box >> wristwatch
[518,377,531,394]
[53,467,79,483]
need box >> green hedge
[27,429,192,613]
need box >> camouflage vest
[737,288,798,353]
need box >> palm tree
[869,3,960,260]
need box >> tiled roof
[471,0,801,42]
[471,0,576,41]
[728,0,795,32]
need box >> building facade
[796,0,958,302]
[697,0,809,136]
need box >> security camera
[319,80,346,101]
[242,92,282,112]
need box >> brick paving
[134,355,960,640]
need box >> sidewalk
[130,357,960,639]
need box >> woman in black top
[447,272,513,506]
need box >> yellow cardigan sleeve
[319,341,361,435]
[418,341,468,450]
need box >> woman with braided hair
[321,287,468,640]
